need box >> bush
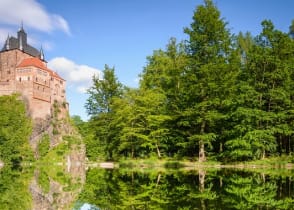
[38,134,50,158]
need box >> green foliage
[37,134,50,158]
[0,166,33,210]
[77,168,294,209]
[37,169,50,193]
[0,94,33,164]
[85,64,123,115]
[84,65,123,160]
[84,0,294,162]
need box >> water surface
[1,165,294,209]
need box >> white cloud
[0,0,70,35]
[48,57,102,93]
[0,28,12,43]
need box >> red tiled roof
[17,57,65,81]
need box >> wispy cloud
[0,0,70,35]
[48,57,102,93]
[0,28,13,42]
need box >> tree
[85,65,123,160]
[111,88,171,158]
[0,94,33,164]
[140,38,189,158]
[183,0,237,161]
[289,19,294,38]
[85,64,123,116]
[225,20,294,161]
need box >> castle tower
[17,24,27,50]
[0,26,67,119]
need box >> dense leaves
[84,0,294,162]
[76,169,294,209]
[0,94,33,164]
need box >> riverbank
[86,156,294,170]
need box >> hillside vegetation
[0,94,33,164]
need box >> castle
[0,26,67,119]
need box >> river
[0,165,294,209]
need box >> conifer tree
[183,0,237,161]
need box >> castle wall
[0,50,32,81]
[15,65,53,118]
[51,77,66,104]
[30,98,51,119]
[0,80,16,95]
[0,48,67,120]
[0,50,32,95]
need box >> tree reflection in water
[1,166,294,209]
[75,168,294,210]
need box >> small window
[28,76,30,81]
[19,77,21,82]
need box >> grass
[224,155,294,169]
[115,155,294,170]
[118,157,222,169]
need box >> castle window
[28,76,30,81]
[36,77,38,82]
[19,77,21,82]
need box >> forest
[77,0,294,162]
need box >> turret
[17,23,27,50]
[5,35,10,50]
[39,46,45,61]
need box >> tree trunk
[261,149,265,159]
[199,169,206,192]
[156,142,161,158]
[219,142,223,153]
[199,141,206,162]
[131,145,134,158]
[199,169,206,210]
[199,121,206,162]
[156,173,161,188]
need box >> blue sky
[0,0,293,120]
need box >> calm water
[1,165,294,209]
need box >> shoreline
[86,159,294,170]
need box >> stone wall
[0,49,31,83]
[0,49,67,120]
